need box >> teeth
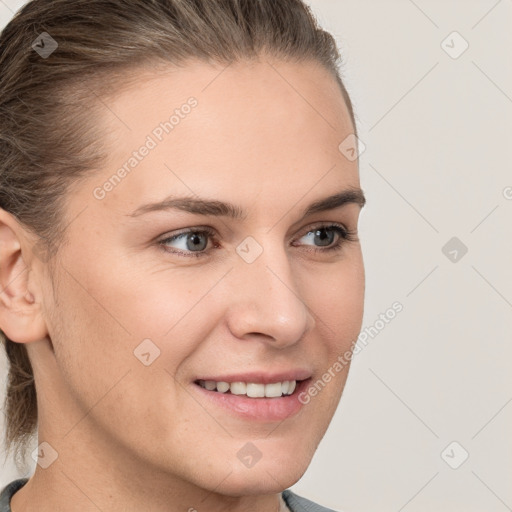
[247,383,265,397]
[264,382,283,398]
[204,380,216,391]
[197,379,298,397]
[216,381,230,393]
[230,382,247,395]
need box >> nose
[225,240,316,348]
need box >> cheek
[49,270,135,411]
[48,263,208,450]
[50,260,226,425]
[304,253,365,349]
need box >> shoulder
[282,489,345,512]
[0,478,29,512]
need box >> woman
[0,0,366,510]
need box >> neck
[11,468,287,512]
[10,427,288,512]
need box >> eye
[293,223,358,254]
[157,223,358,259]
[158,226,217,259]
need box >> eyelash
[157,223,358,259]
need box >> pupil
[188,233,207,251]
[315,228,333,247]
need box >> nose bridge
[227,235,314,346]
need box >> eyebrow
[127,187,366,220]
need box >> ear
[0,207,48,344]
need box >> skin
[0,54,365,512]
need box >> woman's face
[31,56,365,498]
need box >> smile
[192,378,312,422]
[195,379,298,398]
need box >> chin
[210,447,312,496]
[216,466,306,497]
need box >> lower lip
[192,379,311,422]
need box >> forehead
[78,57,359,220]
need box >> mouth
[192,377,313,422]
[194,378,305,398]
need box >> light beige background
[1,1,511,511]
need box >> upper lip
[194,369,312,384]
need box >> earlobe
[0,208,48,344]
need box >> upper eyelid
[159,222,351,249]
[160,221,349,240]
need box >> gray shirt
[0,478,340,511]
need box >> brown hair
[0,0,357,469]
